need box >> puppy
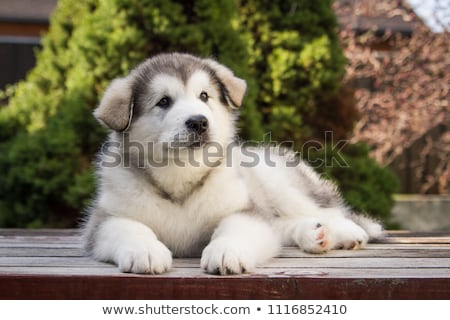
[83,53,383,275]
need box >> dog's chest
[133,168,251,256]
[100,164,251,256]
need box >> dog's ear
[94,77,133,131]
[205,59,247,108]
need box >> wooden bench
[1,229,449,299]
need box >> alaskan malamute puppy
[84,53,383,275]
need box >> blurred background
[0,0,448,230]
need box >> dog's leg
[274,208,370,253]
[91,216,172,274]
[200,213,279,275]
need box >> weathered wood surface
[0,229,449,299]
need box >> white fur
[94,217,172,274]
[84,53,383,275]
[201,214,280,274]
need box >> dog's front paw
[201,238,255,275]
[116,240,172,274]
[293,219,332,253]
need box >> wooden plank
[280,247,450,258]
[0,247,83,257]
[0,236,80,244]
[363,243,450,249]
[0,242,83,250]
[0,229,79,237]
[0,274,448,299]
[386,231,450,237]
[1,266,450,278]
[1,256,449,269]
[377,231,450,244]
[380,237,450,244]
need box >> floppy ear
[94,77,133,131]
[204,59,247,108]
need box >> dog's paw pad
[319,239,328,248]
[117,241,172,274]
[201,239,255,275]
[316,228,325,240]
[336,238,365,250]
[345,240,357,249]
[294,220,331,254]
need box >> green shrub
[0,0,398,227]
[238,0,348,142]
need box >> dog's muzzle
[170,115,209,148]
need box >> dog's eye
[156,96,171,108]
[199,91,209,103]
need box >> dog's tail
[349,213,385,240]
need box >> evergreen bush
[0,0,398,227]
[238,0,349,142]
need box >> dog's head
[94,53,246,152]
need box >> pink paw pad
[316,229,324,240]
[315,227,328,248]
[295,220,332,254]
[310,223,330,253]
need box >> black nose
[185,115,209,134]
